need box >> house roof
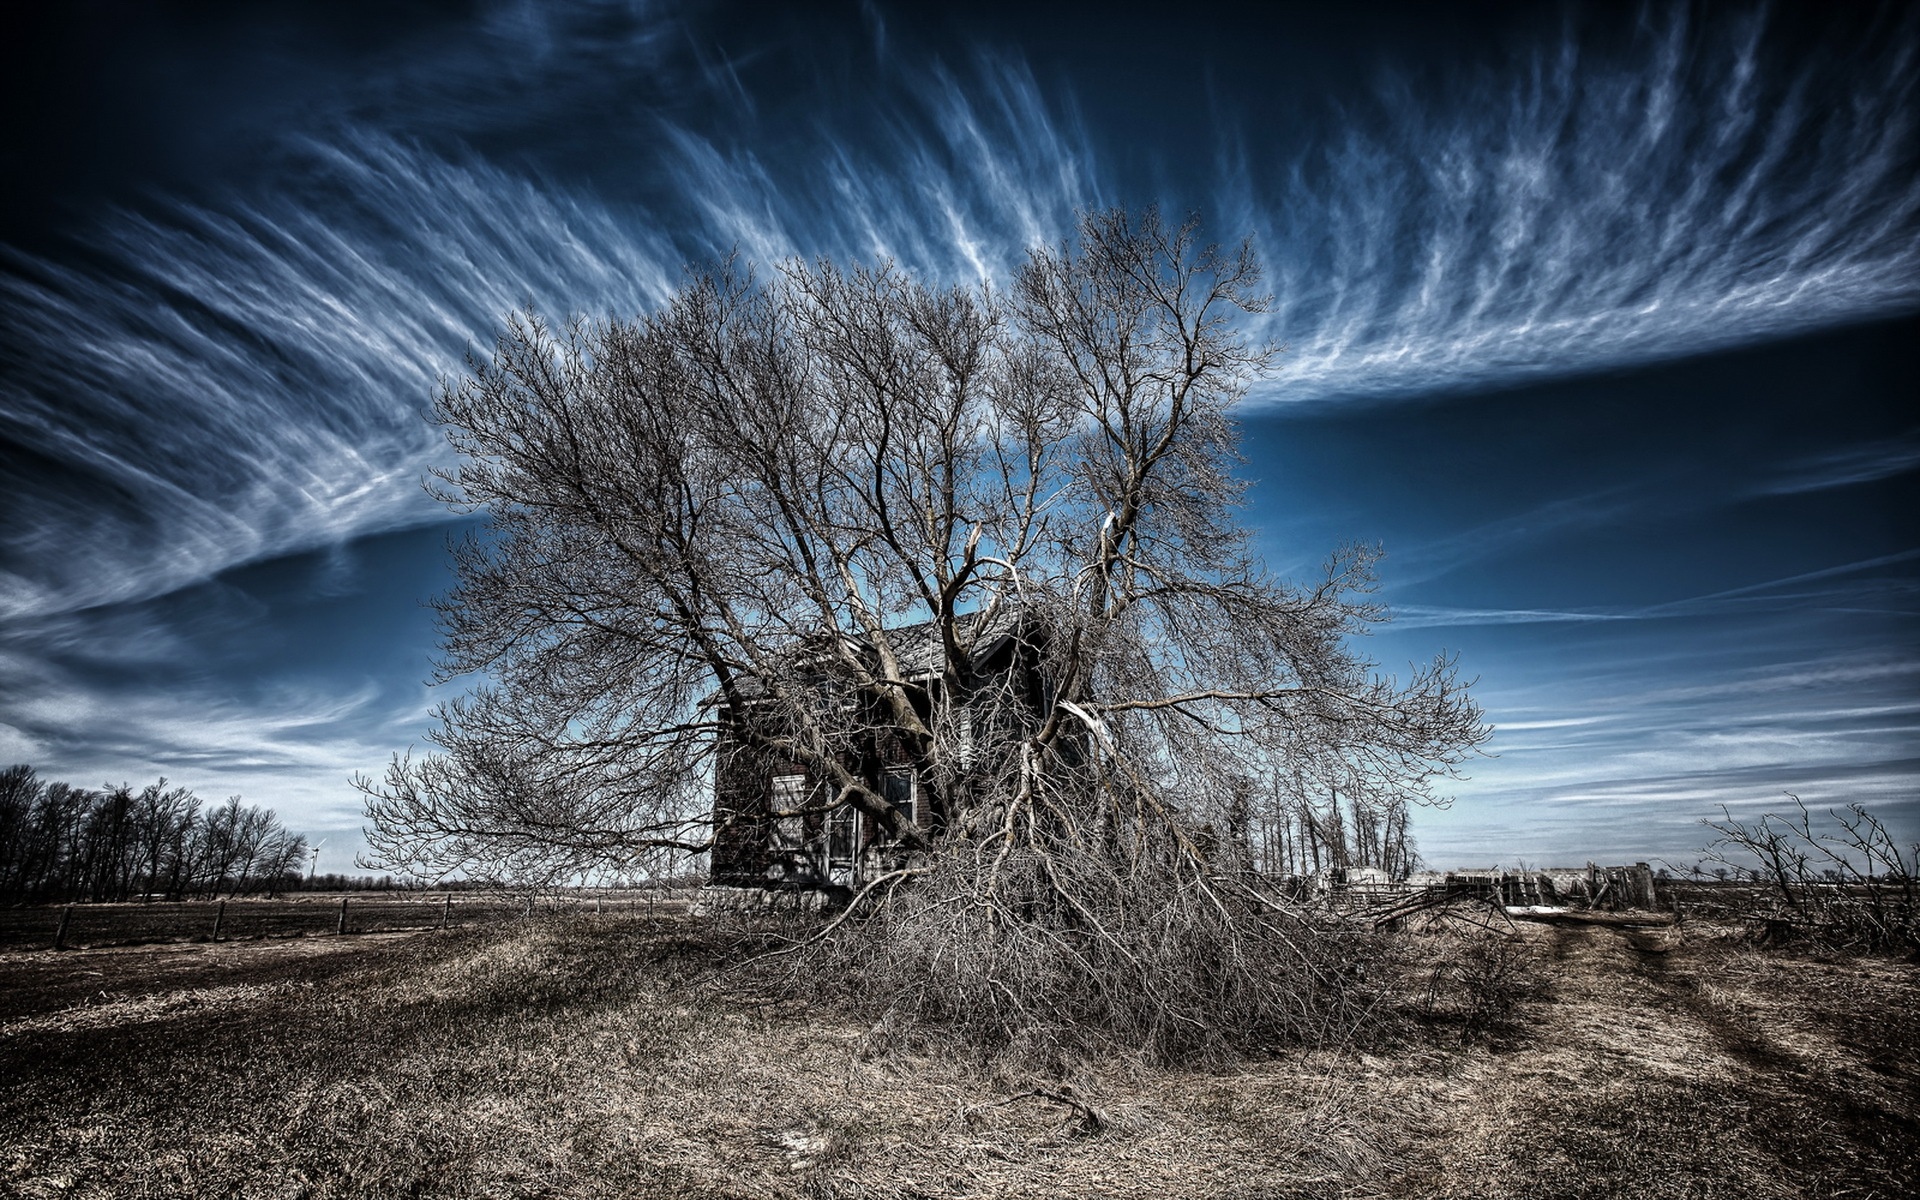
[874,604,1024,677]
[708,603,1028,705]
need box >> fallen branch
[965,1085,1109,1136]
[753,867,933,961]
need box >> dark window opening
[827,804,860,860]
[884,769,917,830]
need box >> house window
[770,772,808,850]
[883,768,917,830]
[827,804,860,861]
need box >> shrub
[1700,798,1917,954]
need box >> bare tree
[360,209,1488,1054]
[1702,795,1917,952]
[197,795,246,898]
[254,826,310,898]
[128,780,197,901]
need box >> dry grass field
[0,893,659,951]
[1,909,1913,1199]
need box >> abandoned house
[705,606,1047,896]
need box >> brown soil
[0,913,1912,1199]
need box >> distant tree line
[0,764,308,904]
[305,872,410,892]
[1222,777,1419,881]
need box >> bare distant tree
[253,826,310,897]
[128,779,197,901]
[0,764,43,898]
[359,209,1488,1053]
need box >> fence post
[441,893,452,929]
[212,899,226,942]
[337,895,349,935]
[525,892,534,917]
[53,904,73,951]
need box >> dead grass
[0,912,1912,1199]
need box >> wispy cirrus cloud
[1417,643,1920,864]
[1239,7,1920,405]
[1391,550,1920,628]
[0,640,416,833]
[1391,605,1636,629]
[1,3,1915,652]
[6,5,1917,624]
[0,51,1096,622]
[0,517,462,857]
[1757,430,1920,495]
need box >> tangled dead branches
[784,844,1399,1065]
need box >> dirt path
[1377,920,1918,1199]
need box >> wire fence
[1,891,692,951]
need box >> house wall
[705,628,1040,891]
[707,732,782,887]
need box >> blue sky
[1,0,1915,871]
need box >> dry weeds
[0,912,1912,1199]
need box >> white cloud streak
[0,625,427,856]
[1390,550,1920,628]
[1758,430,1920,495]
[0,138,679,620]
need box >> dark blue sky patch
[1238,313,1919,862]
